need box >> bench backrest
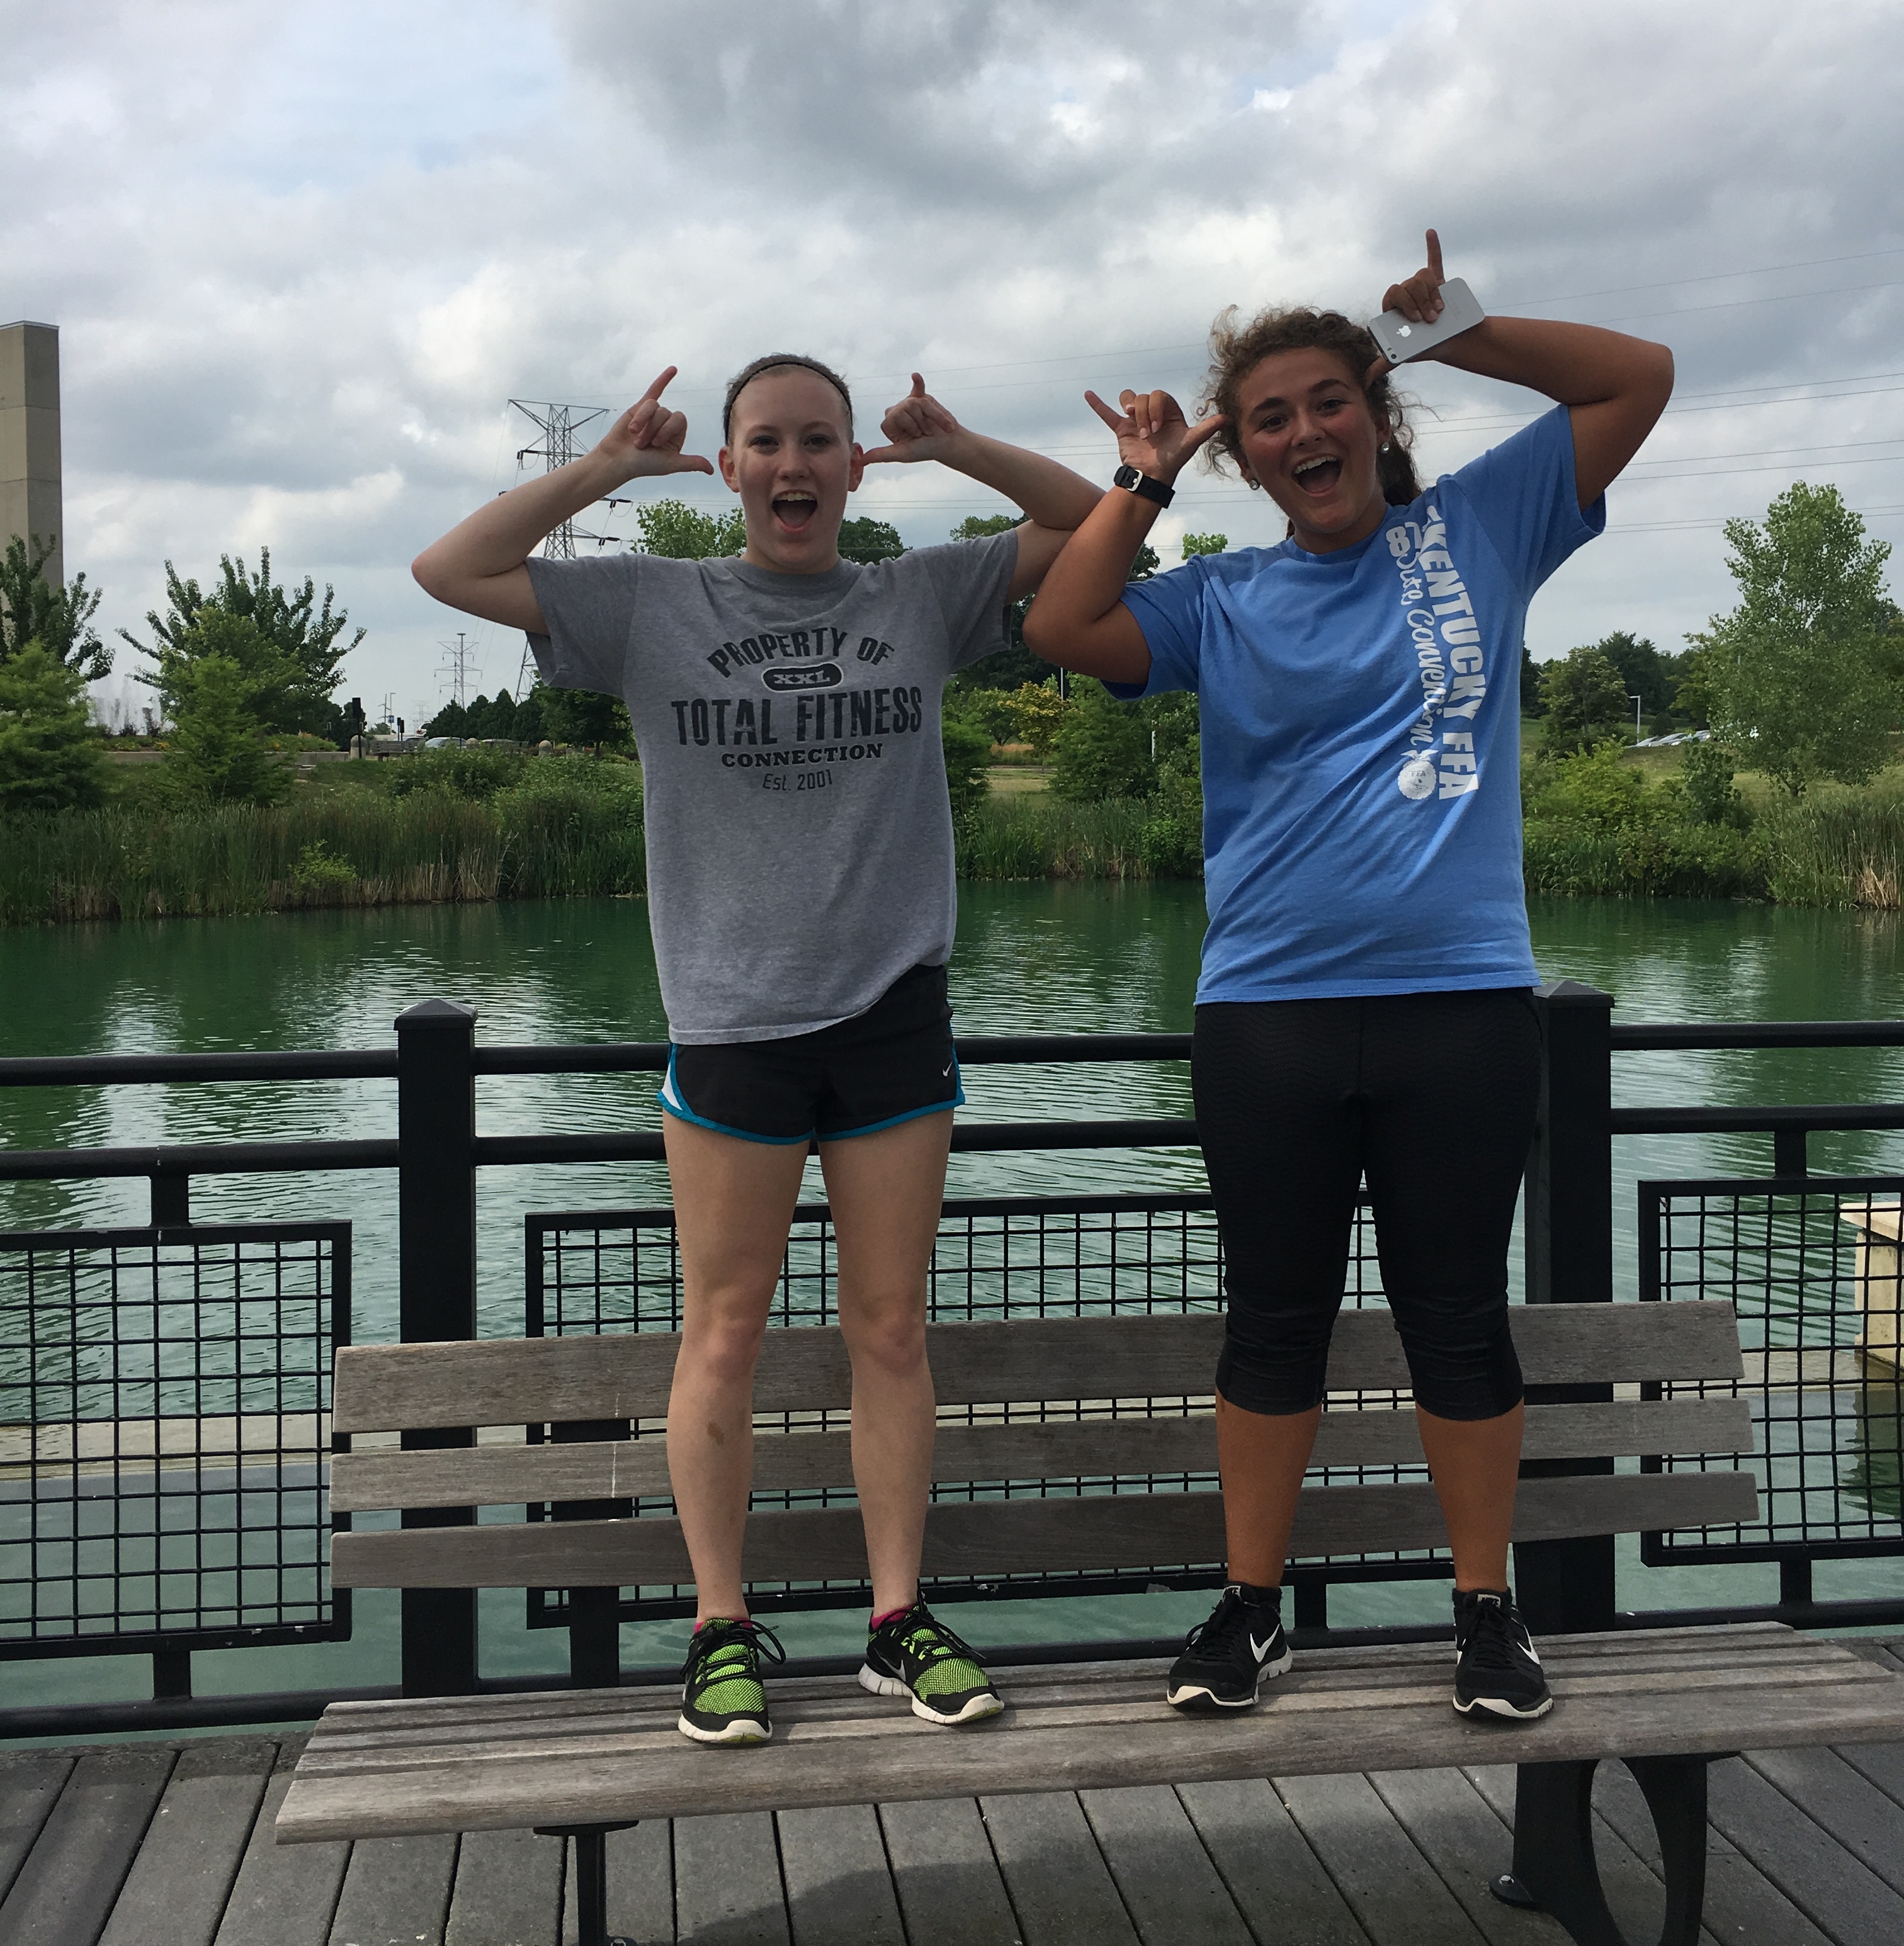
[326,1300,1755,1593]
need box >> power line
[1495,246,1904,310]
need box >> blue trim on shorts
[825,1044,964,1141]
[654,1046,963,1145]
[657,1046,813,1146]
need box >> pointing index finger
[1425,229,1444,285]
[638,366,679,405]
[1084,389,1126,431]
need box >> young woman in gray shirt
[414,356,1099,1744]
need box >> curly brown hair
[1198,305,1423,506]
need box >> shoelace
[1456,1598,1521,1673]
[684,1616,787,1687]
[895,1609,983,1672]
[1184,1587,1269,1655]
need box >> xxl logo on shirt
[764,665,843,691]
[1385,506,1485,805]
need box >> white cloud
[0,0,1898,726]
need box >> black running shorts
[659,963,963,1145]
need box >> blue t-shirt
[1119,404,1602,1004]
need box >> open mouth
[1291,455,1342,499]
[772,491,818,531]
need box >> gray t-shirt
[525,533,1017,1043]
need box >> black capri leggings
[1193,988,1542,1422]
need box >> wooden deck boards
[6,1639,1904,1946]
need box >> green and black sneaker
[859,1602,1002,1726]
[678,1616,785,1745]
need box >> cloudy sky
[6,0,1901,727]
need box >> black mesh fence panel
[524,1194,1440,1620]
[0,1223,348,1656]
[1641,1176,1904,1566]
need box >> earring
[1380,442,1391,452]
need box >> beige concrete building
[0,320,62,590]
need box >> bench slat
[272,1626,1904,1843]
[329,1469,1756,1587]
[331,1301,1744,1433]
[329,1396,1755,1511]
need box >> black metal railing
[4,978,1904,1740]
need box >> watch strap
[1114,465,1174,508]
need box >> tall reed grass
[955,797,1159,879]
[1756,791,1904,908]
[0,784,645,924]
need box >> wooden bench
[280,1299,1904,1946]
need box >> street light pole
[1630,693,1643,741]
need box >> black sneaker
[677,1616,785,1745]
[859,1601,1002,1726]
[1167,1584,1292,1711]
[1453,1588,1551,1721]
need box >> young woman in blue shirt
[1024,232,1672,1721]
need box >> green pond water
[4,886,1903,1715]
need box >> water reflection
[4,888,1904,1339]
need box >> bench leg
[1490,1756,1707,1946]
[535,1821,638,1946]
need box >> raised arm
[1020,389,1225,684]
[862,375,1104,598]
[1378,231,1674,506]
[411,368,714,632]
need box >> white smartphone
[1367,277,1486,365]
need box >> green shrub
[1050,677,1154,802]
[0,643,108,813]
[162,652,288,806]
[1679,738,1750,827]
[387,746,531,801]
[941,711,993,820]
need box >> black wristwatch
[1113,463,1174,507]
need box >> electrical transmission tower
[438,631,479,710]
[509,399,614,694]
[509,400,609,558]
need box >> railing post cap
[1533,980,1614,1008]
[396,998,479,1031]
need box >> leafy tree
[838,516,906,564]
[1540,645,1630,752]
[1128,542,1160,582]
[1696,482,1897,795]
[149,608,303,734]
[1003,682,1070,757]
[540,686,632,751]
[1181,531,1228,560]
[1519,643,1545,716]
[633,499,746,560]
[941,708,993,819]
[1051,676,1154,801]
[162,653,286,805]
[943,515,1040,694]
[424,698,472,740]
[122,549,362,733]
[1590,630,1674,723]
[0,535,110,680]
[428,690,531,742]
[1679,737,1748,827]
[1140,693,1203,874]
[0,642,109,812]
